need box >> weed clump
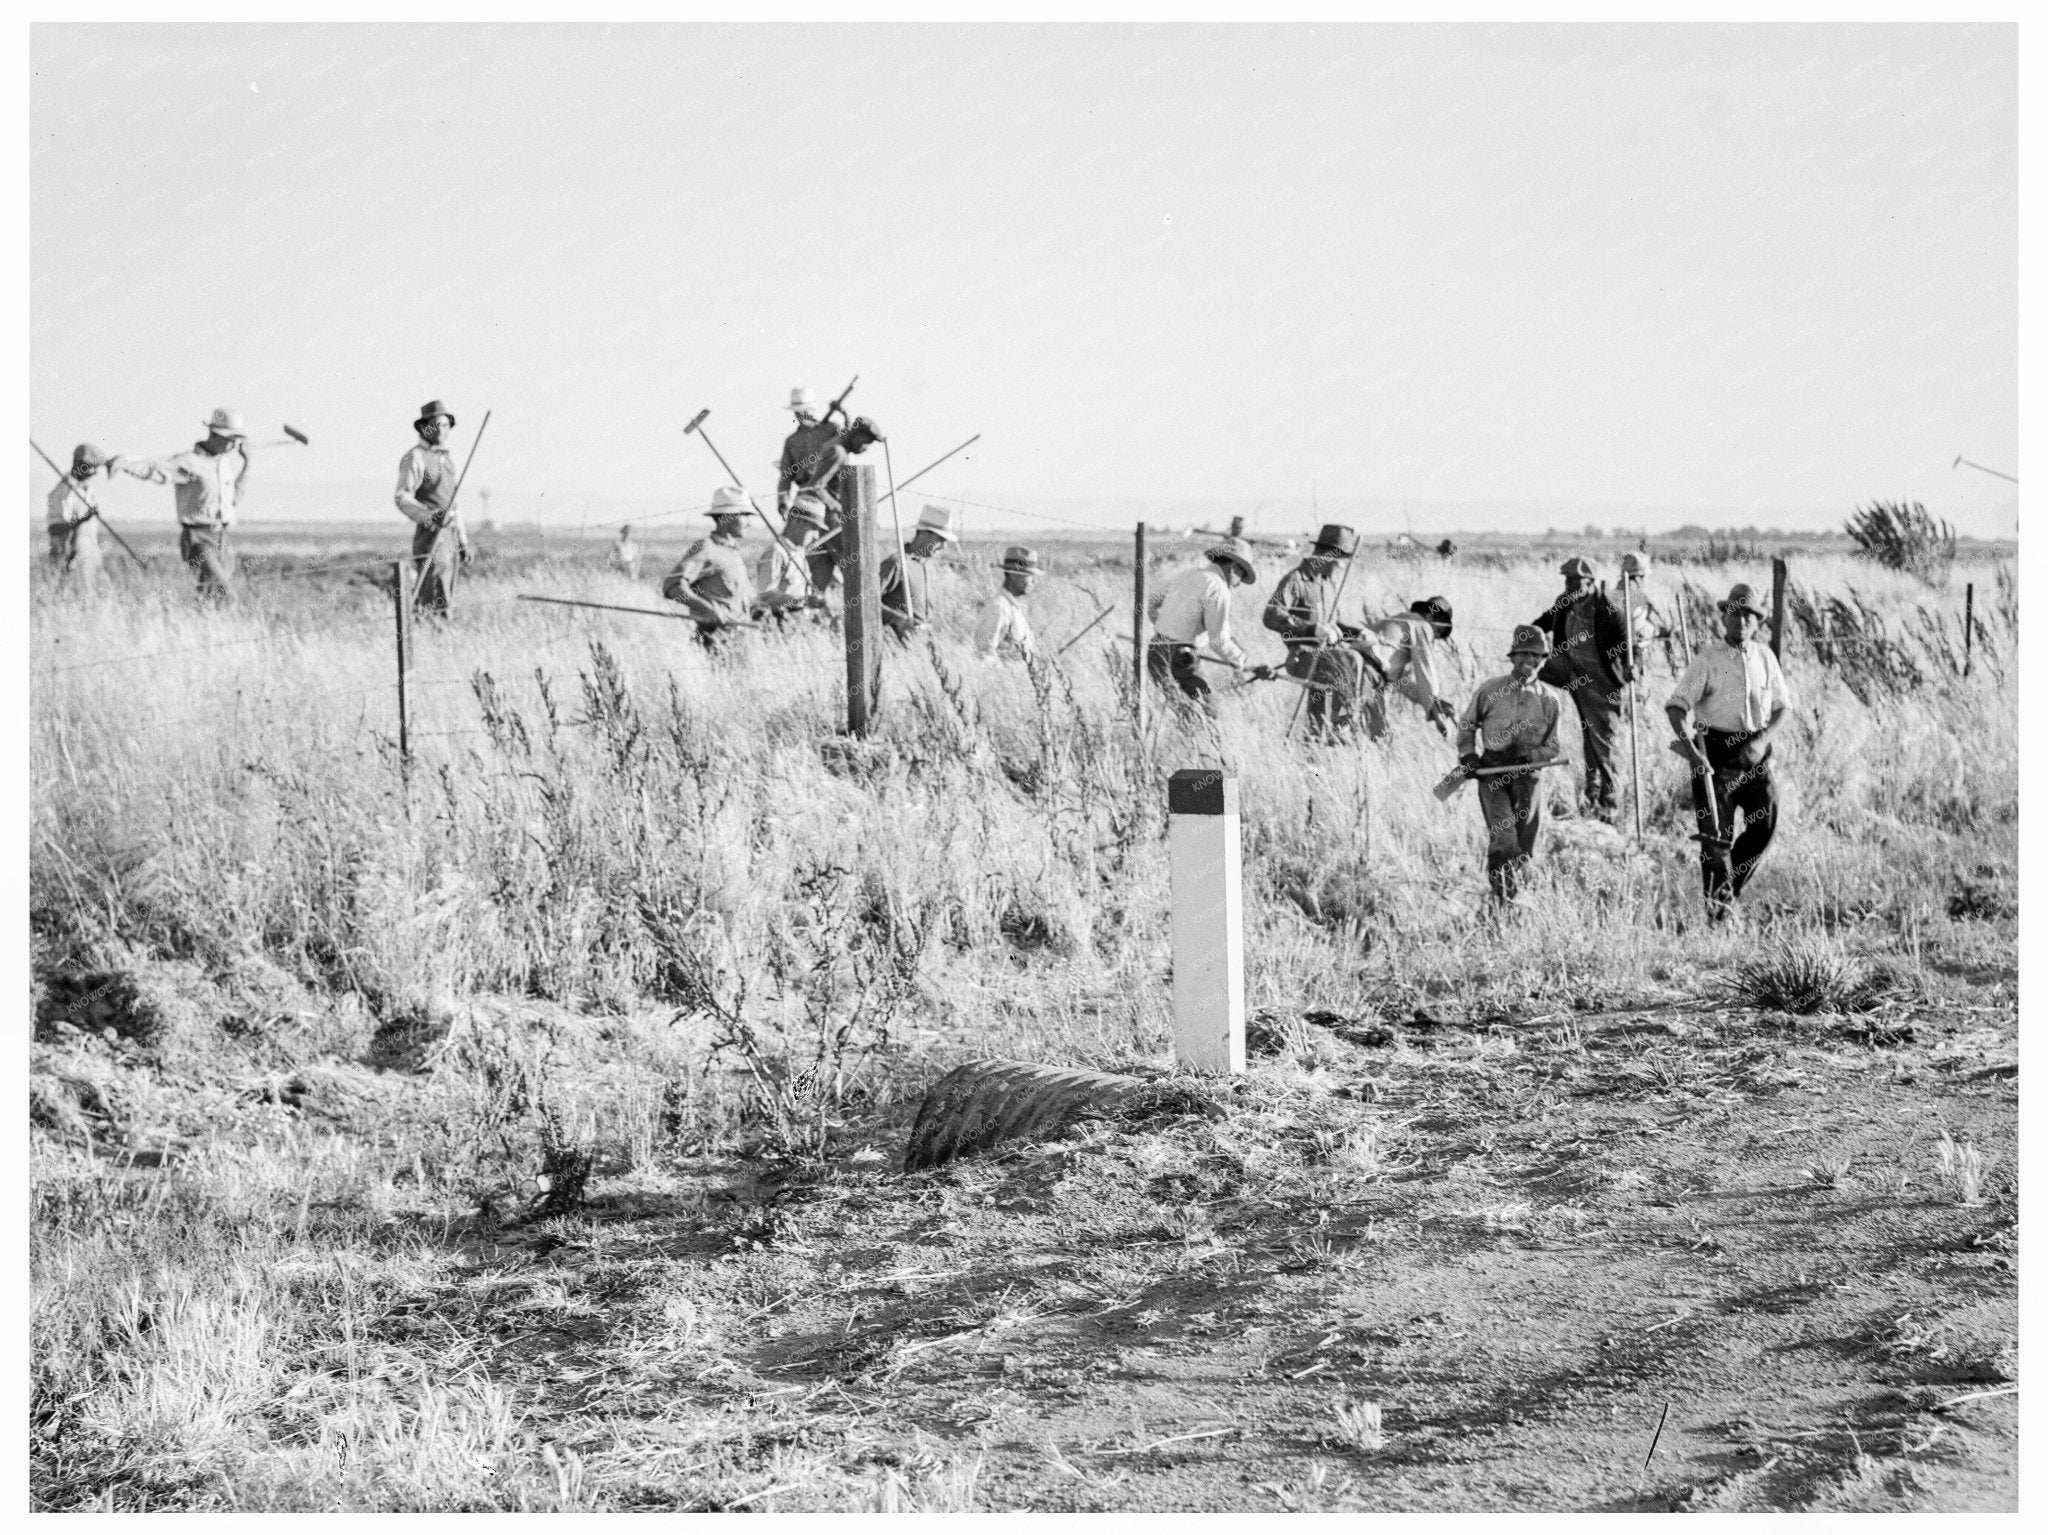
[1845,500,1955,581]
[1727,936,1894,1016]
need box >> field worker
[119,408,252,599]
[1529,555,1634,817]
[46,443,155,589]
[879,504,957,639]
[394,400,471,616]
[780,410,885,595]
[662,488,756,640]
[1263,523,1382,741]
[1363,596,1459,738]
[1147,536,1274,717]
[1617,550,1677,671]
[612,524,642,581]
[973,546,1042,661]
[755,491,830,621]
[1456,624,1565,907]
[1665,583,1793,922]
[776,386,839,514]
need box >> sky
[28,23,2018,538]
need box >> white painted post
[1167,768,1245,1074]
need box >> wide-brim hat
[1619,551,1650,577]
[72,442,109,470]
[414,399,456,431]
[1000,545,1042,574]
[785,490,828,528]
[710,486,751,519]
[915,504,959,542]
[1508,623,1552,657]
[789,387,816,415]
[1205,537,1258,584]
[1559,556,1594,580]
[1312,522,1358,558]
[1410,595,1453,633]
[1718,583,1768,620]
[204,408,247,439]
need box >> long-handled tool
[255,424,311,449]
[518,593,761,630]
[822,375,858,426]
[1283,559,1359,741]
[29,437,148,567]
[1952,455,2018,485]
[683,408,820,599]
[413,410,490,607]
[1669,739,1734,850]
[1433,756,1568,803]
[1055,603,1117,658]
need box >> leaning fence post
[1770,557,1788,659]
[1167,768,1245,1075]
[1133,522,1148,733]
[391,560,412,775]
[1964,582,1975,677]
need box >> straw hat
[204,408,247,439]
[915,505,959,542]
[785,490,829,528]
[72,442,109,471]
[710,486,751,519]
[789,387,817,416]
[1000,545,1042,574]
[1204,536,1258,584]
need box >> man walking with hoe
[1262,524,1384,740]
[1147,535,1274,717]
[879,506,958,639]
[973,546,1042,661]
[662,489,758,643]
[1665,583,1793,923]
[1453,624,1565,908]
[1530,555,1634,816]
[395,400,473,616]
[44,442,157,589]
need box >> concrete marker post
[1167,768,1244,1075]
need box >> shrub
[1845,501,1955,580]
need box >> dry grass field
[28,528,2017,1511]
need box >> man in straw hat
[1664,582,1793,922]
[880,504,956,639]
[973,545,1042,661]
[755,490,832,622]
[45,441,158,589]
[1455,624,1565,907]
[1529,554,1635,817]
[777,387,838,514]
[118,408,253,599]
[662,488,758,641]
[1262,523,1385,741]
[395,399,471,615]
[1147,535,1274,718]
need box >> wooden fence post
[1770,557,1788,659]
[1621,569,1643,849]
[1133,522,1148,732]
[391,560,412,775]
[1964,582,1975,677]
[840,462,881,736]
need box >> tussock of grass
[1726,935,1899,1016]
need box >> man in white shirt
[394,400,472,615]
[1146,536,1274,717]
[1665,582,1795,920]
[756,492,829,622]
[123,408,252,599]
[1358,596,1460,739]
[973,546,1041,662]
[46,442,157,589]
[612,525,642,582]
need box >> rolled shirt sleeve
[1200,573,1246,667]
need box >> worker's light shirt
[44,461,155,527]
[1368,612,1449,712]
[129,444,247,527]
[1456,673,1562,761]
[395,442,464,530]
[973,589,1037,660]
[612,537,641,578]
[1148,564,1247,667]
[1667,638,1792,734]
[664,535,753,619]
[755,539,814,609]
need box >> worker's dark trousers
[411,524,461,615]
[1692,729,1779,914]
[1567,671,1624,812]
[1475,759,1545,904]
[1147,642,1215,718]
[1286,643,1384,742]
[179,524,234,600]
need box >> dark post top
[1167,768,1238,816]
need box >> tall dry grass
[28,539,2016,1508]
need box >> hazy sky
[29,23,2017,536]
